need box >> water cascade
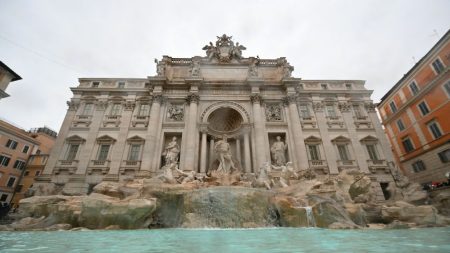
[304,206,316,227]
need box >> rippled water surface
[1,227,449,253]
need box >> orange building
[11,127,57,207]
[377,30,450,185]
[0,120,40,207]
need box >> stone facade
[38,35,397,200]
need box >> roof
[379,29,450,104]
[0,61,22,81]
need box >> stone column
[285,94,308,170]
[200,130,208,174]
[209,138,215,168]
[251,94,267,171]
[140,95,163,173]
[313,100,339,174]
[43,100,79,175]
[109,100,135,175]
[183,93,200,171]
[236,138,241,166]
[243,131,252,173]
[339,101,370,174]
[76,100,108,175]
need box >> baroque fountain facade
[5,35,448,230]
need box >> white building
[36,35,396,200]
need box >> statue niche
[269,134,288,166]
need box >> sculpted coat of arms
[202,34,246,62]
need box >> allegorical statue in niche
[154,58,165,76]
[214,134,237,173]
[190,59,201,77]
[270,136,287,166]
[162,137,180,165]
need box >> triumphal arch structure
[38,34,396,199]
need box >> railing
[337,160,356,166]
[300,116,315,121]
[309,160,327,166]
[354,115,368,121]
[75,115,92,120]
[105,115,121,120]
[58,160,78,166]
[326,116,340,120]
[90,160,111,167]
[367,159,388,167]
[122,160,141,167]
[132,115,149,127]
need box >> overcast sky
[0,0,449,132]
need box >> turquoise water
[1,227,450,253]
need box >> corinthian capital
[250,94,262,104]
[66,100,80,111]
[284,94,298,104]
[186,93,200,104]
[151,94,164,104]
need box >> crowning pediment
[304,135,322,144]
[331,135,351,143]
[65,135,86,144]
[96,135,116,144]
[360,135,378,143]
[127,135,145,143]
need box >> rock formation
[2,166,449,231]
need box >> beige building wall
[35,36,398,201]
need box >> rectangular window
[444,80,450,97]
[438,149,450,163]
[22,145,29,154]
[321,84,328,90]
[345,83,352,90]
[35,170,41,176]
[82,103,94,115]
[337,144,349,160]
[326,105,336,117]
[118,82,125,88]
[97,144,110,161]
[92,82,99,88]
[13,160,26,170]
[409,81,419,95]
[412,160,426,173]
[110,104,122,116]
[128,144,141,161]
[15,185,23,193]
[397,119,405,131]
[389,101,397,113]
[138,104,150,117]
[6,139,18,149]
[0,194,8,202]
[402,137,415,153]
[432,58,445,74]
[308,145,320,160]
[24,171,30,176]
[6,177,16,188]
[366,144,379,160]
[299,105,310,118]
[427,121,442,139]
[65,144,79,161]
[0,155,11,166]
[418,101,430,116]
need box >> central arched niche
[207,107,243,133]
